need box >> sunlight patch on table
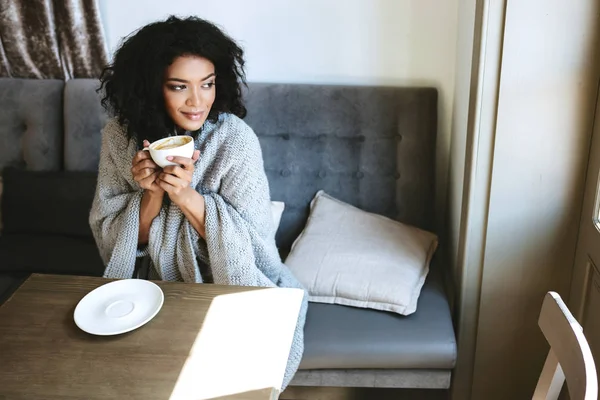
[169,287,304,400]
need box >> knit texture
[89,113,307,389]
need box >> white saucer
[74,279,164,336]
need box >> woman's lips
[181,111,204,121]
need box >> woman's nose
[186,88,201,108]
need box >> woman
[89,16,307,389]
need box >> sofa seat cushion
[0,273,29,305]
[299,269,456,370]
[1,168,97,238]
[0,234,105,277]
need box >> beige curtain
[0,0,108,79]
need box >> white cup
[143,136,195,168]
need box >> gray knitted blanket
[89,113,307,389]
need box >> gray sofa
[0,78,456,389]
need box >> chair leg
[533,350,565,400]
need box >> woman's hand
[158,150,201,206]
[131,140,164,194]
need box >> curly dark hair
[98,15,247,146]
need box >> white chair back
[532,291,597,400]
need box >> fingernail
[167,156,173,161]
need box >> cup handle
[142,148,150,152]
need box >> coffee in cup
[143,136,194,168]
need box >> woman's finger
[132,159,158,174]
[132,150,152,166]
[139,171,160,189]
[166,156,194,169]
[192,150,200,162]
[157,177,176,193]
[162,165,185,179]
[159,172,183,187]
[134,167,156,181]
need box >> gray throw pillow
[285,191,438,315]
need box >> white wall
[446,1,479,397]
[451,1,600,399]
[448,0,476,289]
[98,0,459,231]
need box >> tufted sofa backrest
[0,78,437,251]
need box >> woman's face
[163,55,216,132]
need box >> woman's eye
[168,85,186,91]
[202,81,215,89]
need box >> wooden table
[0,274,303,400]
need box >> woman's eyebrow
[166,73,216,83]
[166,78,189,83]
[201,73,216,80]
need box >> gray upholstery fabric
[64,79,107,171]
[244,83,437,251]
[0,273,28,305]
[1,168,97,237]
[0,78,64,170]
[0,234,104,276]
[299,270,456,370]
[61,82,437,249]
[291,369,451,389]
